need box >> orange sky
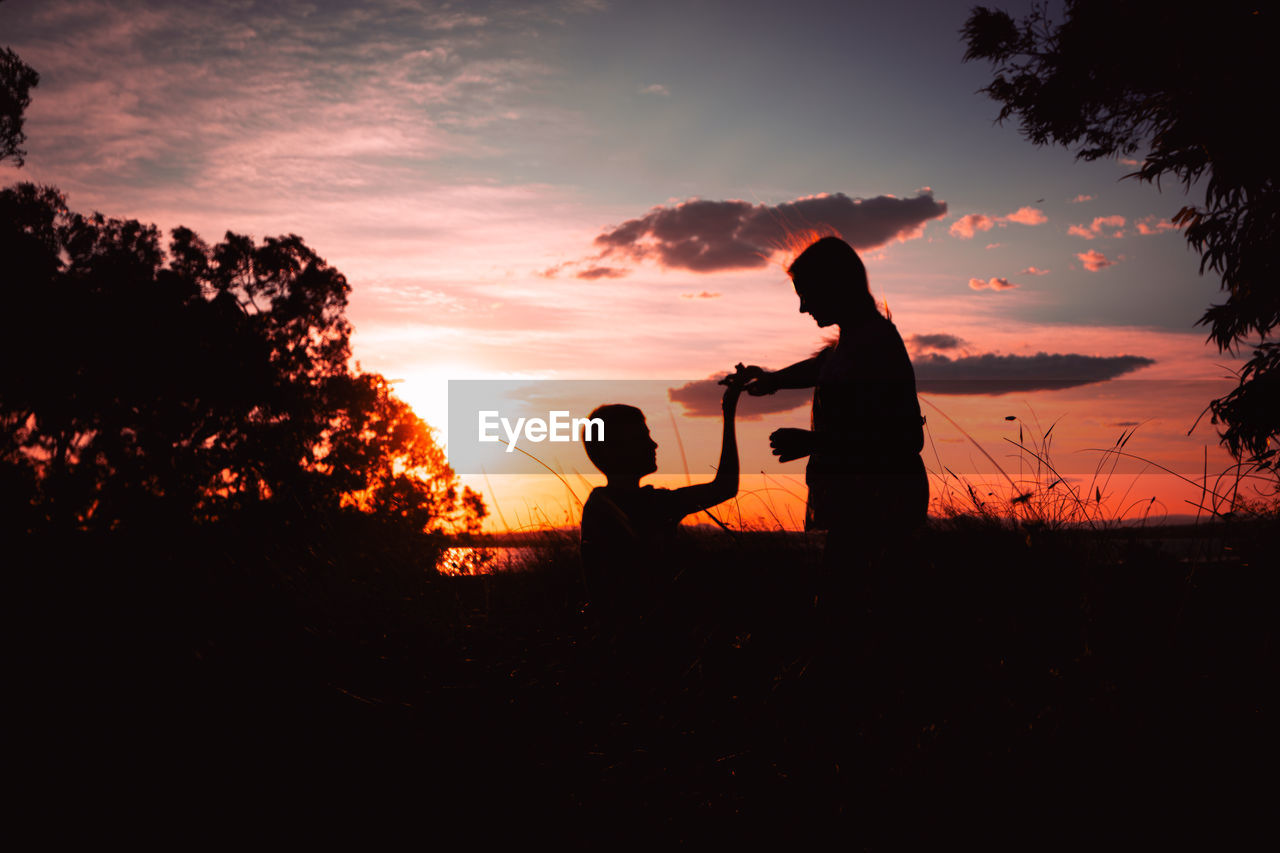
[1,0,1259,530]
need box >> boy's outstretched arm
[669,371,743,518]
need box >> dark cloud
[575,266,628,280]
[538,261,631,280]
[913,352,1155,395]
[592,191,947,273]
[907,333,967,353]
[668,376,812,420]
[670,351,1156,416]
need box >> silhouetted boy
[580,369,746,626]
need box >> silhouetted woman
[743,236,928,570]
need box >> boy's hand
[719,363,756,393]
[769,427,813,463]
[719,364,751,410]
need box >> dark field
[10,512,1275,842]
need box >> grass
[922,401,1278,529]
[10,415,1276,839]
[425,509,1272,836]
[436,411,1277,835]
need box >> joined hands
[720,365,814,461]
[718,362,757,392]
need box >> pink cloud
[950,213,994,239]
[0,0,597,236]
[1069,215,1126,239]
[968,276,1018,291]
[1077,250,1116,272]
[680,291,721,299]
[1092,215,1125,236]
[950,206,1047,239]
[1070,194,1096,204]
[1020,266,1050,276]
[1136,215,1181,235]
[1003,206,1048,226]
[985,242,1003,250]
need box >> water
[435,546,539,576]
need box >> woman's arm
[742,356,820,396]
[770,331,924,464]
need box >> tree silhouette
[0,45,38,166]
[0,183,485,534]
[963,1,1279,468]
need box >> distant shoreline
[444,513,1266,546]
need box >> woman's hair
[787,236,877,319]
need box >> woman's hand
[769,427,814,463]
[719,363,753,390]
[734,364,777,396]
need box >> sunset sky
[1,0,1251,529]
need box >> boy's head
[584,404,658,480]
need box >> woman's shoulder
[867,312,904,340]
[860,314,911,359]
